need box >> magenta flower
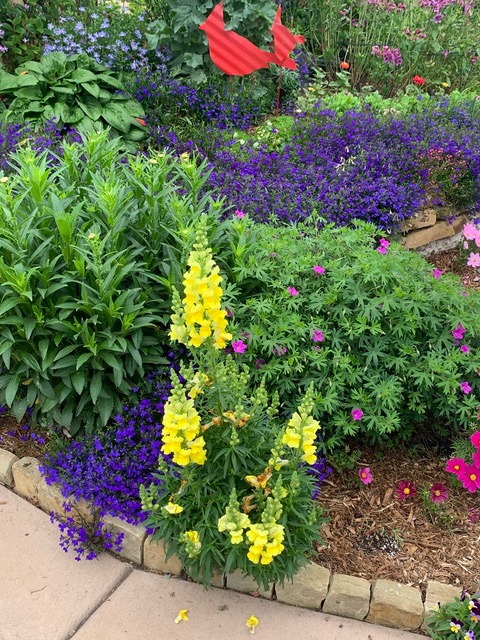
[457,464,480,492]
[376,246,387,254]
[430,482,448,503]
[351,408,363,421]
[313,265,325,275]
[379,238,390,248]
[396,479,416,500]
[234,209,245,218]
[471,431,480,449]
[467,252,480,268]
[312,330,324,342]
[358,467,373,485]
[433,268,444,279]
[232,339,247,354]
[460,344,470,353]
[460,381,472,394]
[445,457,466,475]
[452,323,466,340]
[273,345,287,356]
[287,287,299,296]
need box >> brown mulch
[427,247,480,290]
[0,414,51,461]
[315,449,480,595]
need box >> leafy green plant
[424,591,480,639]
[0,52,146,147]
[140,226,326,588]
[227,217,480,449]
[0,131,229,434]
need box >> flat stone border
[0,448,462,633]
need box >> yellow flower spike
[246,615,259,634]
[175,609,189,623]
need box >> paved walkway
[0,484,422,640]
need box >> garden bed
[315,447,480,595]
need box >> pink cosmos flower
[287,287,299,296]
[396,479,416,500]
[452,323,466,340]
[463,222,479,241]
[457,464,480,492]
[460,344,470,353]
[234,209,245,218]
[379,238,390,248]
[467,252,480,268]
[445,457,467,475]
[377,246,387,255]
[471,431,480,449]
[433,268,444,279]
[232,339,247,354]
[313,265,325,275]
[460,381,472,394]
[359,467,373,484]
[351,408,363,421]
[312,330,324,342]
[430,482,448,503]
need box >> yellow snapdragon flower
[169,228,232,350]
[161,374,206,466]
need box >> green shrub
[228,217,480,449]
[0,131,228,434]
[0,52,146,147]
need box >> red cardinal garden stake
[199,3,304,76]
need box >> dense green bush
[0,52,146,147]
[0,131,228,434]
[228,217,480,448]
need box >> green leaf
[82,82,100,98]
[71,370,86,395]
[5,375,21,407]
[90,371,102,404]
[77,97,102,121]
[70,68,98,83]
[76,353,93,370]
[97,395,113,426]
[95,73,124,89]
[101,103,132,133]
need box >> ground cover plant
[226,218,480,449]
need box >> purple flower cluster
[196,103,480,229]
[308,454,332,500]
[50,511,125,561]
[0,121,81,174]
[43,11,169,74]
[371,45,403,66]
[40,368,174,527]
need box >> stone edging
[0,448,461,634]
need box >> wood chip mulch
[314,449,480,596]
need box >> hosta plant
[140,225,326,588]
[0,52,146,147]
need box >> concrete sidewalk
[0,484,422,640]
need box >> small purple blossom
[287,286,299,296]
[351,408,364,421]
[460,381,472,394]
[232,339,247,354]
